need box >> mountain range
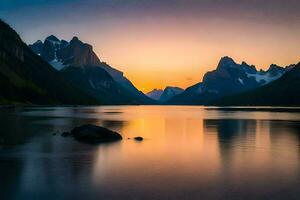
[0,19,97,105]
[29,35,154,104]
[147,87,184,102]
[168,56,294,105]
[209,62,300,106]
[0,19,299,106]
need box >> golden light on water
[92,106,300,185]
[2,106,300,198]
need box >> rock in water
[134,136,143,141]
[71,124,122,143]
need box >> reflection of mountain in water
[204,119,257,165]
[268,120,300,159]
[2,107,300,199]
[204,118,300,172]
[0,107,123,199]
[0,107,42,145]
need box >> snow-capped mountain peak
[168,56,293,104]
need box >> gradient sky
[1,0,300,92]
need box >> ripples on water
[0,106,300,200]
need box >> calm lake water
[1,106,300,200]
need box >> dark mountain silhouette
[61,65,152,104]
[5,18,297,106]
[30,35,153,104]
[147,87,184,102]
[146,89,163,101]
[159,87,184,102]
[29,35,100,69]
[209,62,300,106]
[168,56,293,105]
[0,19,97,105]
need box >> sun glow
[3,0,300,92]
[89,18,300,92]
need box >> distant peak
[217,56,236,69]
[266,64,285,76]
[241,61,248,66]
[146,89,164,100]
[60,40,69,46]
[269,64,282,69]
[71,36,80,42]
[150,88,163,92]
[34,40,43,44]
[45,35,60,42]
[241,61,257,71]
[70,36,84,45]
[164,86,183,91]
[220,56,235,62]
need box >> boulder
[71,124,122,143]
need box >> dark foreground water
[1,106,300,200]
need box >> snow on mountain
[29,35,70,70]
[238,78,244,85]
[29,35,154,104]
[245,64,290,85]
[50,59,65,70]
[246,72,281,84]
[168,56,293,104]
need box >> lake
[1,106,300,200]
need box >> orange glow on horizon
[3,0,300,93]
[86,18,300,93]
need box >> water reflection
[1,106,300,199]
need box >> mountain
[97,62,153,103]
[209,62,300,106]
[61,65,151,104]
[147,89,163,101]
[146,87,184,102]
[168,56,292,105]
[0,19,97,105]
[30,35,154,104]
[29,35,100,70]
[159,87,184,102]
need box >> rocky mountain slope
[168,56,293,104]
[209,62,300,106]
[159,87,184,102]
[0,19,97,105]
[30,35,154,104]
[147,87,184,102]
[146,89,163,101]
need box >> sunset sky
[1,0,300,92]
